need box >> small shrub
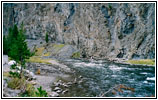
[35,86,48,97]
[71,52,80,58]
[20,85,48,97]
[9,64,21,78]
[108,4,112,10]
[3,35,9,54]
[9,71,20,78]
[45,32,49,43]
[20,83,37,97]
[25,83,36,97]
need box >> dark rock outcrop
[3,3,155,59]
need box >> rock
[3,55,8,65]
[79,75,83,78]
[16,66,21,70]
[3,88,21,97]
[3,79,8,88]
[56,45,78,59]
[29,72,34,76]
[54,87,61,91]
[54,82,61,87]
[30,81,37,85]
[56,89,62,93]
[73,78,77,84]
[49,92,59,97]
[67,82,72,85]
[78,79,83,84]
[62,89,69,94]
[3,3,155,59]
[8,60,16,66]
[62,83,69,88]
[25,69,30,73]
[24,70,36,80]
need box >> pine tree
[45,32,49,43]
[8,24,32,77]
[3,35,8,54]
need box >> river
[60,59,155,97]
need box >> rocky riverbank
[3,55,84,97]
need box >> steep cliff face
[3,3,155,59]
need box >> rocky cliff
[3,3,155,59]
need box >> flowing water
[61,59,155,97]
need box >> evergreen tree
[45,32,49,43]
[3,35,8,54]
[8,24,32,77]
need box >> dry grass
[126,59,155,65]
[3,72,10,77]
[43,52,51,56]
[27,56,51,64]
[52,44,65,53]
[8,77,26,89]
[35,47,45,56]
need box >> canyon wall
[3,3,155,59]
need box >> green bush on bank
[71,52,80,58]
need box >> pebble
[49,92,59,97]
[54,82,61,87]
[54,87,61,91]
[8,60,16,66]
[79,75,83,78]
[56,89,62,93]
[67,82,72,85]
[30,81,37,85]
[62,89,68,94]
[62,83,69,88]
[25,70,30,73]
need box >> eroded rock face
[3,3,155,59]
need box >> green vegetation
[35,86,48,97]
[6,24,33,77]
[21,85,48,97]
[8,76,48,97]
[9,64,21,78]
[71,52,80,58]
[21,83,37,97]
[45,32,49,43]
[27,56,51,64]
[108,4,112,10]
[126,59,155,65]
[9,71,20,78]
[3,35,9,54]
[3,24,49,97]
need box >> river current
[61,59,155,97]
